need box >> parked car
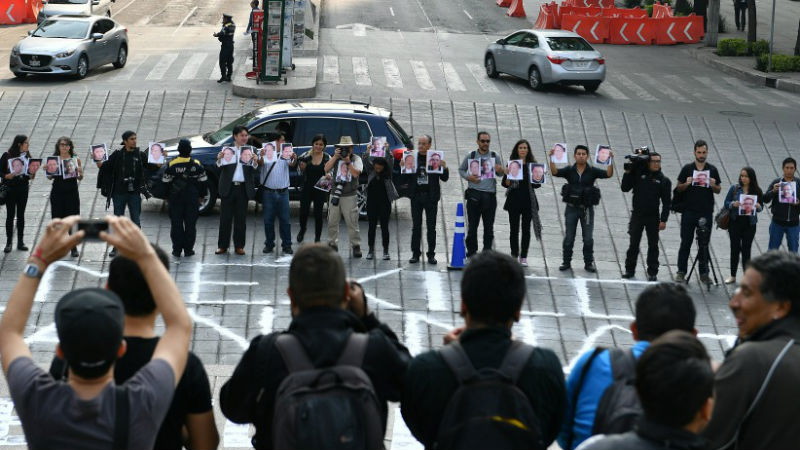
[10,15,128,79]
[151,99,415,217]
[484,29,606,92]
[37,0,115,24]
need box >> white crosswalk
[179,53,209,80]
[352,56,372,86]
[145,53,179,80]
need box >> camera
[338,147,351,159]
[623,146,651,172]
[76,219,108,241]
[696,217,711,247]
[330,182,344,206]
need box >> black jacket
[98,148,150,201]
[217,163,257,200]
[396,152,449,201]
[621,169,672,223]
[579,417,707,450]
[401,327,566,450]
[219,307,411,450]
[762,177,800,226]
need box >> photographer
[324,136,363,258]
[550,145,613,273]
[621,149,671,281]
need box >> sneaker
[262,246,274,254]
[172,250,182,257]
[3,245,10,254]
[282,247,293,255]
[622,271,634,279]
[584,262,597,273]
[17,243,28,251]
[519,258,528,267]
[724,276,736,284]
[409,255,420,264]
[383,252,391,261]
[700,274,712,285]
[427,255,437,264]
[366,251,375,260]
[184,250,195,257]
[647,274,657,282]
[674,272,686,283]
[352,246,362,258]
[109,248,117,257]
[559,262,571,271]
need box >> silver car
[485,29,606,92]
[37,0,115,24]
[10,15,128,79]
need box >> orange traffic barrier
[25,0,43,23]
[534,3,559,28]
[0,0,25,24]
[607,17,654,44]
[507,0,526,17]
[497,0,512,8]
[654,14,703,44]
[651,2,673,18]
[561,14,609,43]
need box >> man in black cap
[162,139,207,257]
[214,13,235,83]
[0,215,192,449]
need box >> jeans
[677,210,713,274]
[508,207,532,258]
[465,189,497,255]
[625,214,660,275]
[729,218,756,276]
[411,191,438,257]
[563,205,594,264]
[112,192,142,227]
[768,221,800,253]
[262,189,291,249]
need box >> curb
[688,45,800,94]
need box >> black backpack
[271,333,385,450]
[591,348,642,435]
[435,340,545,450]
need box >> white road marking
[694,75,755,106]
[178,53,208,80]
[108,53,147,81]
[323,55,340,83]
[722,76,787,107]
[389,7,395,16]
[410,60,435,90]
[466,62,499,93]
[426,272,446,311]
[209,61,221,81]
[352,56,372,86]
[353,23,366,37]
[439,62,466,91]
[614,73,657,101]
[145,52,178,80]
[382,58,403,88]
[189,310,249,350]
[598,80,630,100]
[505,79,530,95]
[463,9,473,20]
[633,73,690,103]
[259,306,274,334]
[172,5,198,35]
[223,421,252,448]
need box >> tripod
[686,223,718,290]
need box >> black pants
[219,44,234,79]
[465,189,497,255]
[729,217,756,276]
[678,210,713,274]
[367,197,390,252]
[734,3,747,29]
[5,184,28,245]
[625,214,661,276]
[508,206,532,258]
[170,189,200,253]
[218,184,248,249]
[299,186,327,242]
[411,191,438,257]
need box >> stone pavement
[0,89,797,448]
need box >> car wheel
[485,54,499,78]
[198,178,218,216]
[584,81,601,93]
[357,183,367,221]
[75,55,89,79]
[113,44,127,69]
[528,66,543,91]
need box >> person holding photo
[459,131,504,258]
[259,136,297,256]
[1,135,34,253]
[364,157,398,260]
[501,140,542,267]
[216,126,257,256]
[763,157,800,253]
[297,134,331,243]
[723,167,763,284]
[324,136,364,258]
[48,137,83,257]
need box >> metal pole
[768,0,776,71]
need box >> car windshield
[203,110,259,144]
[46,0,89,3]
[32,20,89,39]
[546,36,594,51]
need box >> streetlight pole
[768,0,776,71]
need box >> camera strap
[260,162,276,186]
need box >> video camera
[623,146,651,172]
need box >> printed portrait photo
[239,146,256,167]
[45,156,61,176]
[595,145,612,166]
[219,146,238,166]
[336,161,352,182]
[739,194,757,216]
[551,143,568,164]
[281,143,294,160]
[61,158,78,180]
[401,151,417,174]
[148,142,166,165]
[261,141,277,162]
[530,163,546,184]
[314,175,332,192]
[468,159,481,178]
[8,157,27,177]
[779,181,797,204]
[480,158,495,180]
[507,159,524,181]
[91,144,108,162]
[426,151,444,174]
[26,159,42,176]
[692,170,711,188]
[369,136,387,158]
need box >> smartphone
[76,219,109,241]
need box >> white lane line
[145,52,178,80]
[463,9,473,19]
[382,58,403,88]
[505,79,530,95]
[663,74,722,104]
[353,23,366,37]
[439,62,466,91]
[111,0,140,17]
[209,62,221,80]
[722,76,788,107]
[410,60,435,90]
[178,52,208,80]
[633,73,690,103]
[598,80,630,100]
[323,55,340,84]
[389,6,395,16]
[352,56,372,86]
[614,73,657,101]
[172,5,197,35]
[693,75,755,106]
[109,53,147,81]
[466,62,500,93]
[426,272,446,311]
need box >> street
[0,0,799,447]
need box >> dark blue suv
[155,99,414,216]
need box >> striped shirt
[261,158,291,189]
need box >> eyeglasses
[479,139,491,143]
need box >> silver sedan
[10,15,128,79]
[485,29,606,92]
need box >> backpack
[271,333,385,450]
[670,185,686,213]
[591,348,642,435]
[435,340,545,450]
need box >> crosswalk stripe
[410,60,435,90]
[598,81,629,100]
[722,76,788,107]
[438,62,466,91]
[662,74,722,104]
[352,56,372,86]
[614,74,657,101]
[109,54,147,81]
[633,73,690,103]
[145,53,178,80]
[505,79,530,95]
[323,55,340,84]
[466,62,500,93]
[693,76,755,106]
[178,53,209,80]
[382,58,403,88]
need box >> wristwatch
[23,263,44,279]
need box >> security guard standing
[162,139,208,257]
[214,13,235,83]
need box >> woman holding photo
[48,137,83,257]
[723,166,763,284]
[501,139,542,267]
[0,135,34,253]
[364,156,398,260]
[297,134,331,243]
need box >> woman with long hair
[724,166,763,284]
[48,136,83,257]
[501,139,542,266]
[1,135,34,253]
[296,134,331,243]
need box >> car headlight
[55,49,76,58]
[11,47,19,56]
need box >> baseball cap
[55,288,125,379]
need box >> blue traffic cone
[448,202,466,270]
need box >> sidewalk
[689,44,800,93]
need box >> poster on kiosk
[260,0,285,82]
